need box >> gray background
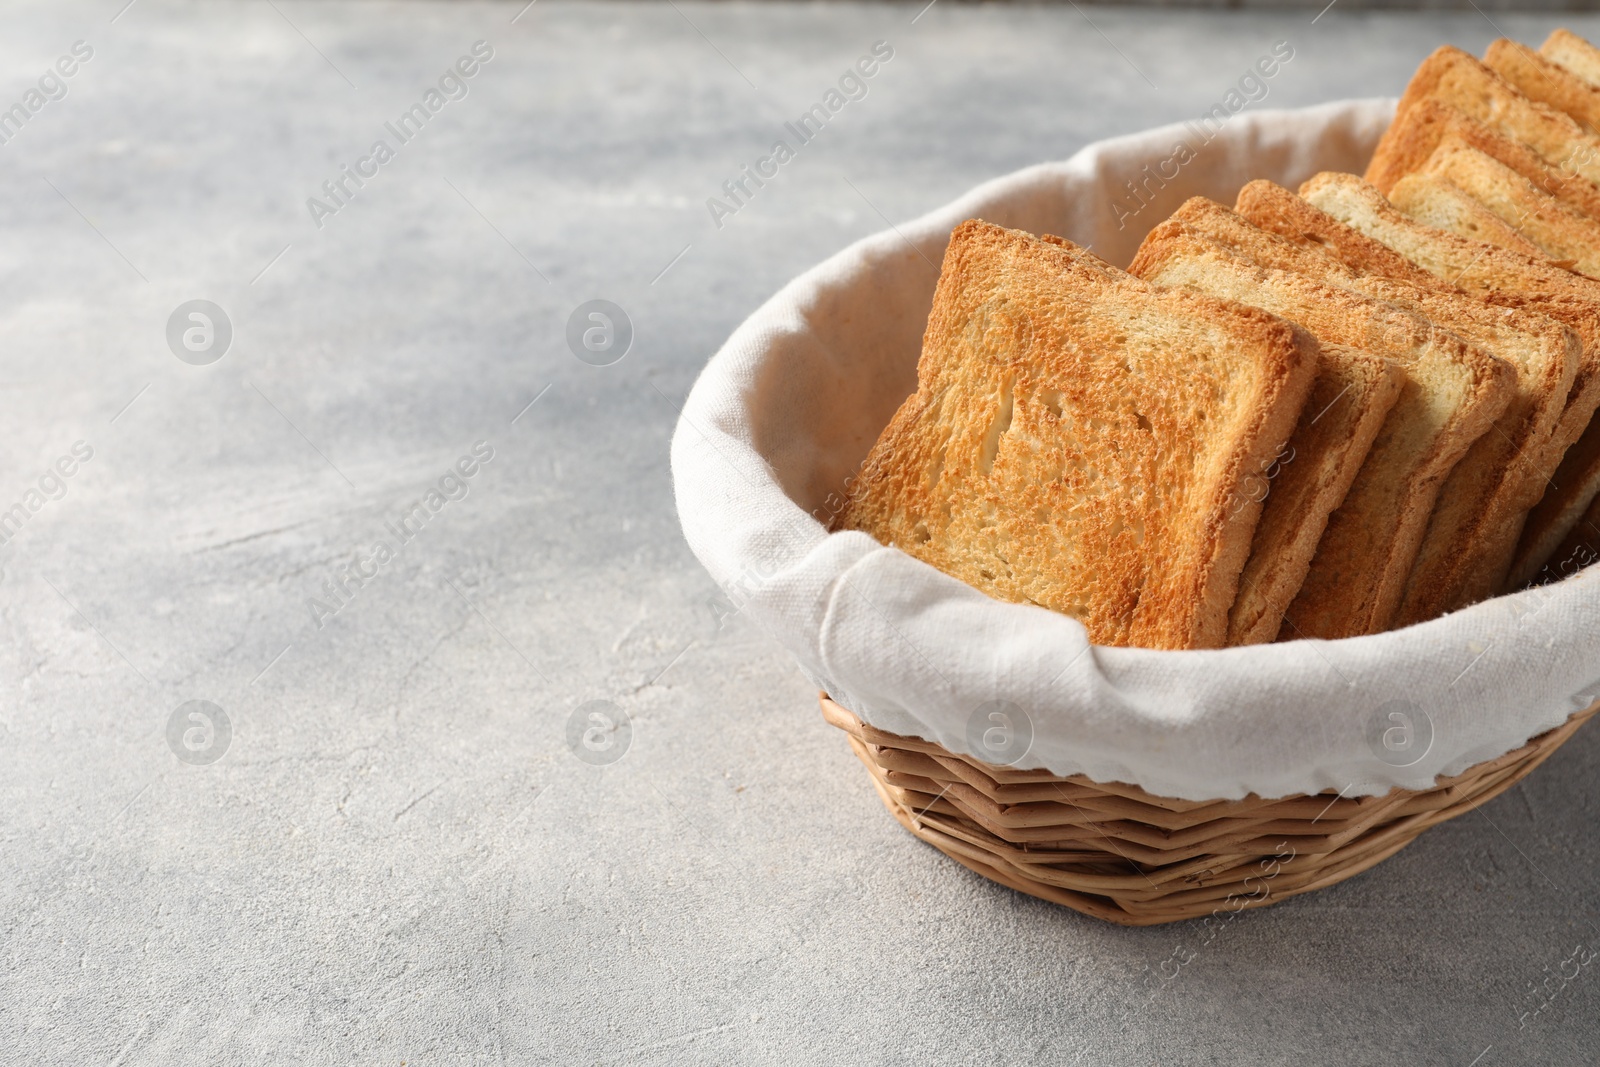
[3,2,1599,1064]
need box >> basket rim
[821,693,1598,805]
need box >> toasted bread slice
[1492,293,1600,588]
[991,230,1335,641]
[1235,178,1457,291]
[1486,38,1600,135]
[1375,288,1578,617]
[1388,172,1548,257]
[836,219,1318,650]
[1411,143,1600,274]
[1181,192,1575,621]
[1291,172,1600,300]
[1227,343,1402,644]
[1048,222,1405,644]
[1394,46,1600,188]
[1366,99,1600,220]
[1128,223,1512,638]
[1138,207,1407,644]
[1282,173,1600,586]
[1542,28,1600,89]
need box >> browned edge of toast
[1366,98,1600,220]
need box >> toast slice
[1503,317,1600,592]
[1126,208,1407,643]
[1485,38,1600,136]
[1542,28,1600,90]
[1375,286,1578,617]
[1394,46,1600,188]
[1227,343,1402,644]
[1288,171,1600,301]
[1043,228,1405,645]
[1408,143,1600,274]
[970,229,1330,642]
[1181,193,1576,621]
[1128,223,1512,638]
[1493,293,1600,590]
[835,219,1318,650]
[1387,172,1548,257]
[1365,99,1600,220]
[1235,178,1458,292]
[1278,173,1600,586]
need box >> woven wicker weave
[823,694,1598,926]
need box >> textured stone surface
[2,2,1599,1064]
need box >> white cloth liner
[670,98,1600,801]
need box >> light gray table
[4,2,1599,1064]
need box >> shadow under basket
[822,694,1598,926]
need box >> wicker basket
[823,694,1598,926]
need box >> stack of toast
[837,31,1600,650]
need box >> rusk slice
[836,219,1318,650]
[1227,343,1402,644]
[1182,192,1576,620]
[1406,144,1600,275]
[1542,29,1600,89]
[1494,294,1600,590]
[1365,99,1600,220]
[1377,286,1578,616]
[1504,353,1600,590]
[1287,173,1600,585]
[1388,172,1547,258]
[1235,178,1457,291]
[1128,224,1512,638]
[1151,201,1404,644]
[1485,38,1600,135]
[1392,46,1600,188]
[1040,229,1400,644]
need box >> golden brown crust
[1295,171,1600,300]
[1289,173,1600,604]
[1379,291,1578,621]
[1491,294,1600,499]
[1392,46,1600,188]
[1164,193,1570,625]
[1036,231,1322,646]
[1365,99,1600,220]
[1411,144,1600,276]
[1128,219,1513,638]
[1179,191,1575,623]
[1486,38,1600,135]
[1228,343,1403,644]
[1038,230,1357,636]
[1366,98,1457,199]
[1155,199,1407,644]
[1235,179,1457,291]
[836,219,1316,650]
